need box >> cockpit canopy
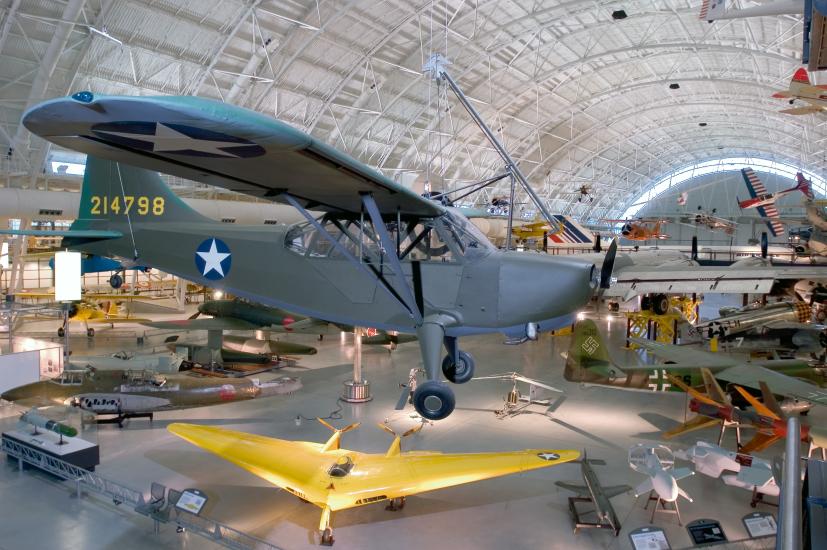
[286,208,494,264]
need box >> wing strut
[281,192,418,321]
[361,193,423,324]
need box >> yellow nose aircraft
[168,420,578,545]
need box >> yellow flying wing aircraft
[168,420,578,545]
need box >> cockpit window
[328,456,355,478]
[285,210,493,264]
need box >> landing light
[71,91,94,103]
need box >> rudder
[73,156,210,231]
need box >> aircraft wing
[0,229,122,239]
[168,423,328,494]
[630,339,740,369]
[554,482,589,497]
[141,318,262,331]
[740,168,784,236]
[23,95,444,217]
[603,484,633,498]
[712,364,827,407]
[608,264,827,298]
[737,465,775,489]
[780,106,824,115]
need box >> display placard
[686,519,727,545]
[629,526,671,550]
[55,251,81,302]
[742,512,777,538]
[175,488,208,515]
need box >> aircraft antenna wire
[115,162,139,260]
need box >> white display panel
[54,251,81,302]
[0,350,40,394]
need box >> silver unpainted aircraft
[9,92,616,421]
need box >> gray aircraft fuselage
[78,219,594,337]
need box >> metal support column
[425,54,561,235]
[342,327,371,403]
[777,415,802,550]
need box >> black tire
[86,327,95,337]
[109,274,124,289]
[321,528,334,546]
[608,301,620,312]
[57,327,65,338]
[412,380,456,420]
[441,350,475,384]
[641,295,652,311]
[652,294,669,315]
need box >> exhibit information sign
[176,488,208,515]
[743,512,777,538]
[629,526,671,550]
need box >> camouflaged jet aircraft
[11,92,614,421]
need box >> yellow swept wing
[168,423,578,512]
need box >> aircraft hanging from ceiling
[772,68,827,115]
[700,1,827,71]
[168,420,578,545]
[600,218,670,241]
[738,168,812,237]
[5,92,618,421]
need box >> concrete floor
[0,303,804,549]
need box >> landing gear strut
[411,319,472,420]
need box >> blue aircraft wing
[23,93,443,217]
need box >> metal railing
[2,435,284,550]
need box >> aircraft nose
[499,255,594,323]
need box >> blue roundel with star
[195,238,232,280]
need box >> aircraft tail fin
[790,67,811,92]
[700,368,729,404]
[66,156,212,254]
[378,422,423,457]
[699,0,727,21]
[319,418,361,452]
[795,172,815,199]
[564,319,618,381]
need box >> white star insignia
[97,123,242,157]
[197,239,230,277]
[537,452,559,461]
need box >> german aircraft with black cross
[9,91,620,421]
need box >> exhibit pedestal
[2,428,100,471]
[342,380,372,403]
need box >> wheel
[441,350,475,384]
[412,380,456,420]
[608,301,620,312]
[320,528,334,546]
[640,295,651,311]
[86,327,95,337]
[109,274,124,289]
[652,294,669,315]
[57,327,65,338]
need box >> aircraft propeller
[691,236,698,262]
[761,231,769,260]
[599,238,618,291]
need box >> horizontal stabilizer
[737,465,775,488]
[0,229,122,239]
[673,467,695,482]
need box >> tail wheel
[441,350,475,384]
[86,327,95,337]
[57,327,65,338]
[412,380,455,420]
[320,528,334,546]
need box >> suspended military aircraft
[168,420,578,545]
[10,92,615,421]
[679,206,737,235]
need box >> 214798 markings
[90,195,164,216]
